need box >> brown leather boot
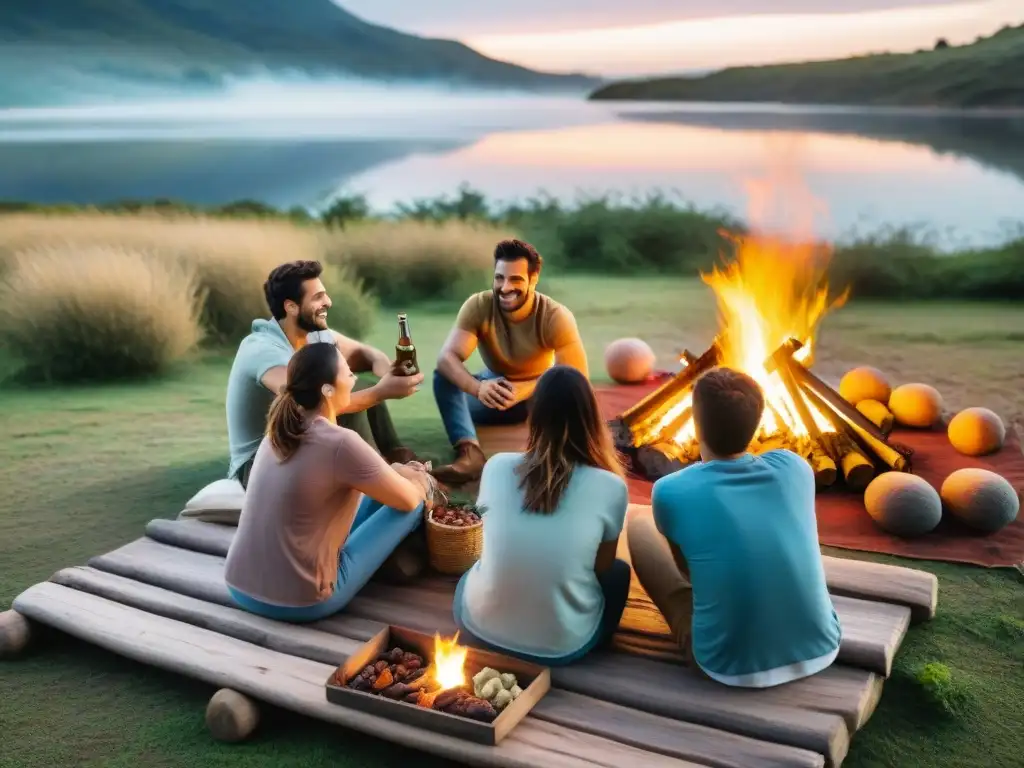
[430,441,486,486]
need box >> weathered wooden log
[206,688,260,743]
[0,609,32,657]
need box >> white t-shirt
[457,452,629,658]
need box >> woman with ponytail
[224,335,435,622]
[452,365,632,665]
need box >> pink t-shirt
[224,417,387,606]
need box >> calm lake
[2,85,1023,249]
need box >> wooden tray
[325,624,550,745]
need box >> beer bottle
[395,312,419,376]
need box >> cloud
[338,0,982,36]
[464,0,1023,76]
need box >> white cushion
[177,478,246,525]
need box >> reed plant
[321,219,510,304]
[0,246,205,382]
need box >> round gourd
[947,407,1006,456]
[940,468,1019,533]
[888,383,943,428]
[864,472,943,538]
[604,338,656,384]
[839,366,891,406]
[206,689,260,742]
[0,610,32,658]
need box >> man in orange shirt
[432,239,589,485]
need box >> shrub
[912,662,974,718]
[830,228,1024,301]
[323,220,509,304]
[0,246,205,382]
[0,213,326,343]
[531,193,741,274]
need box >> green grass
[2,275,1023,767]
[589,23,1024,108]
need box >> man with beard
[226,260,423,490]
[431,239,588,485]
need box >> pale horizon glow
[467,0,1022,75]
[449,123,967,174]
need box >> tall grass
[0,247,205,382]
[322,219,508,304]
[0,211,510,381]
[0,212,327,342]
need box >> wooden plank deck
[9,512,942,767]
[134,522,914,678]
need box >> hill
[588,24,1024,108]
[0,0,599,107]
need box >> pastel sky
[339,0,1023,75]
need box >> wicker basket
[424,503,483,576]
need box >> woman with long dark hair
[224,336,435,622]
[452,365,632,664]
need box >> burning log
[836,434,875,491]
[766,339,910,473]
[841,447,875,491]
[619,339,722,440]
[856,400,895,437]
[804,387,910,474]
[809,443,838,489]
[635,442,687,478]
[648,407,692,446]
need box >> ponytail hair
[266,342,341,461]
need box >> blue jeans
[451,559,632,666]
[433,368,531,446]
[227,495,423,622]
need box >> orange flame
[432,632,468,690]
[658,157,849,447]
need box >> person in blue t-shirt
[627,367,842,688]
[452,365,632,665]
[226,260,424,489]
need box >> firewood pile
[611,337,915,492]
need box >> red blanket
[596,383,1024,569]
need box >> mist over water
[0,78,604,141]
[2,79,1023,249]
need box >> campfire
[327,624,550,744]
[611,197,914,493]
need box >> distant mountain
[0,0,600,107]
[589,24,1024,109]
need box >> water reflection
[0,97,1021,248]
[347,120,1024,247]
